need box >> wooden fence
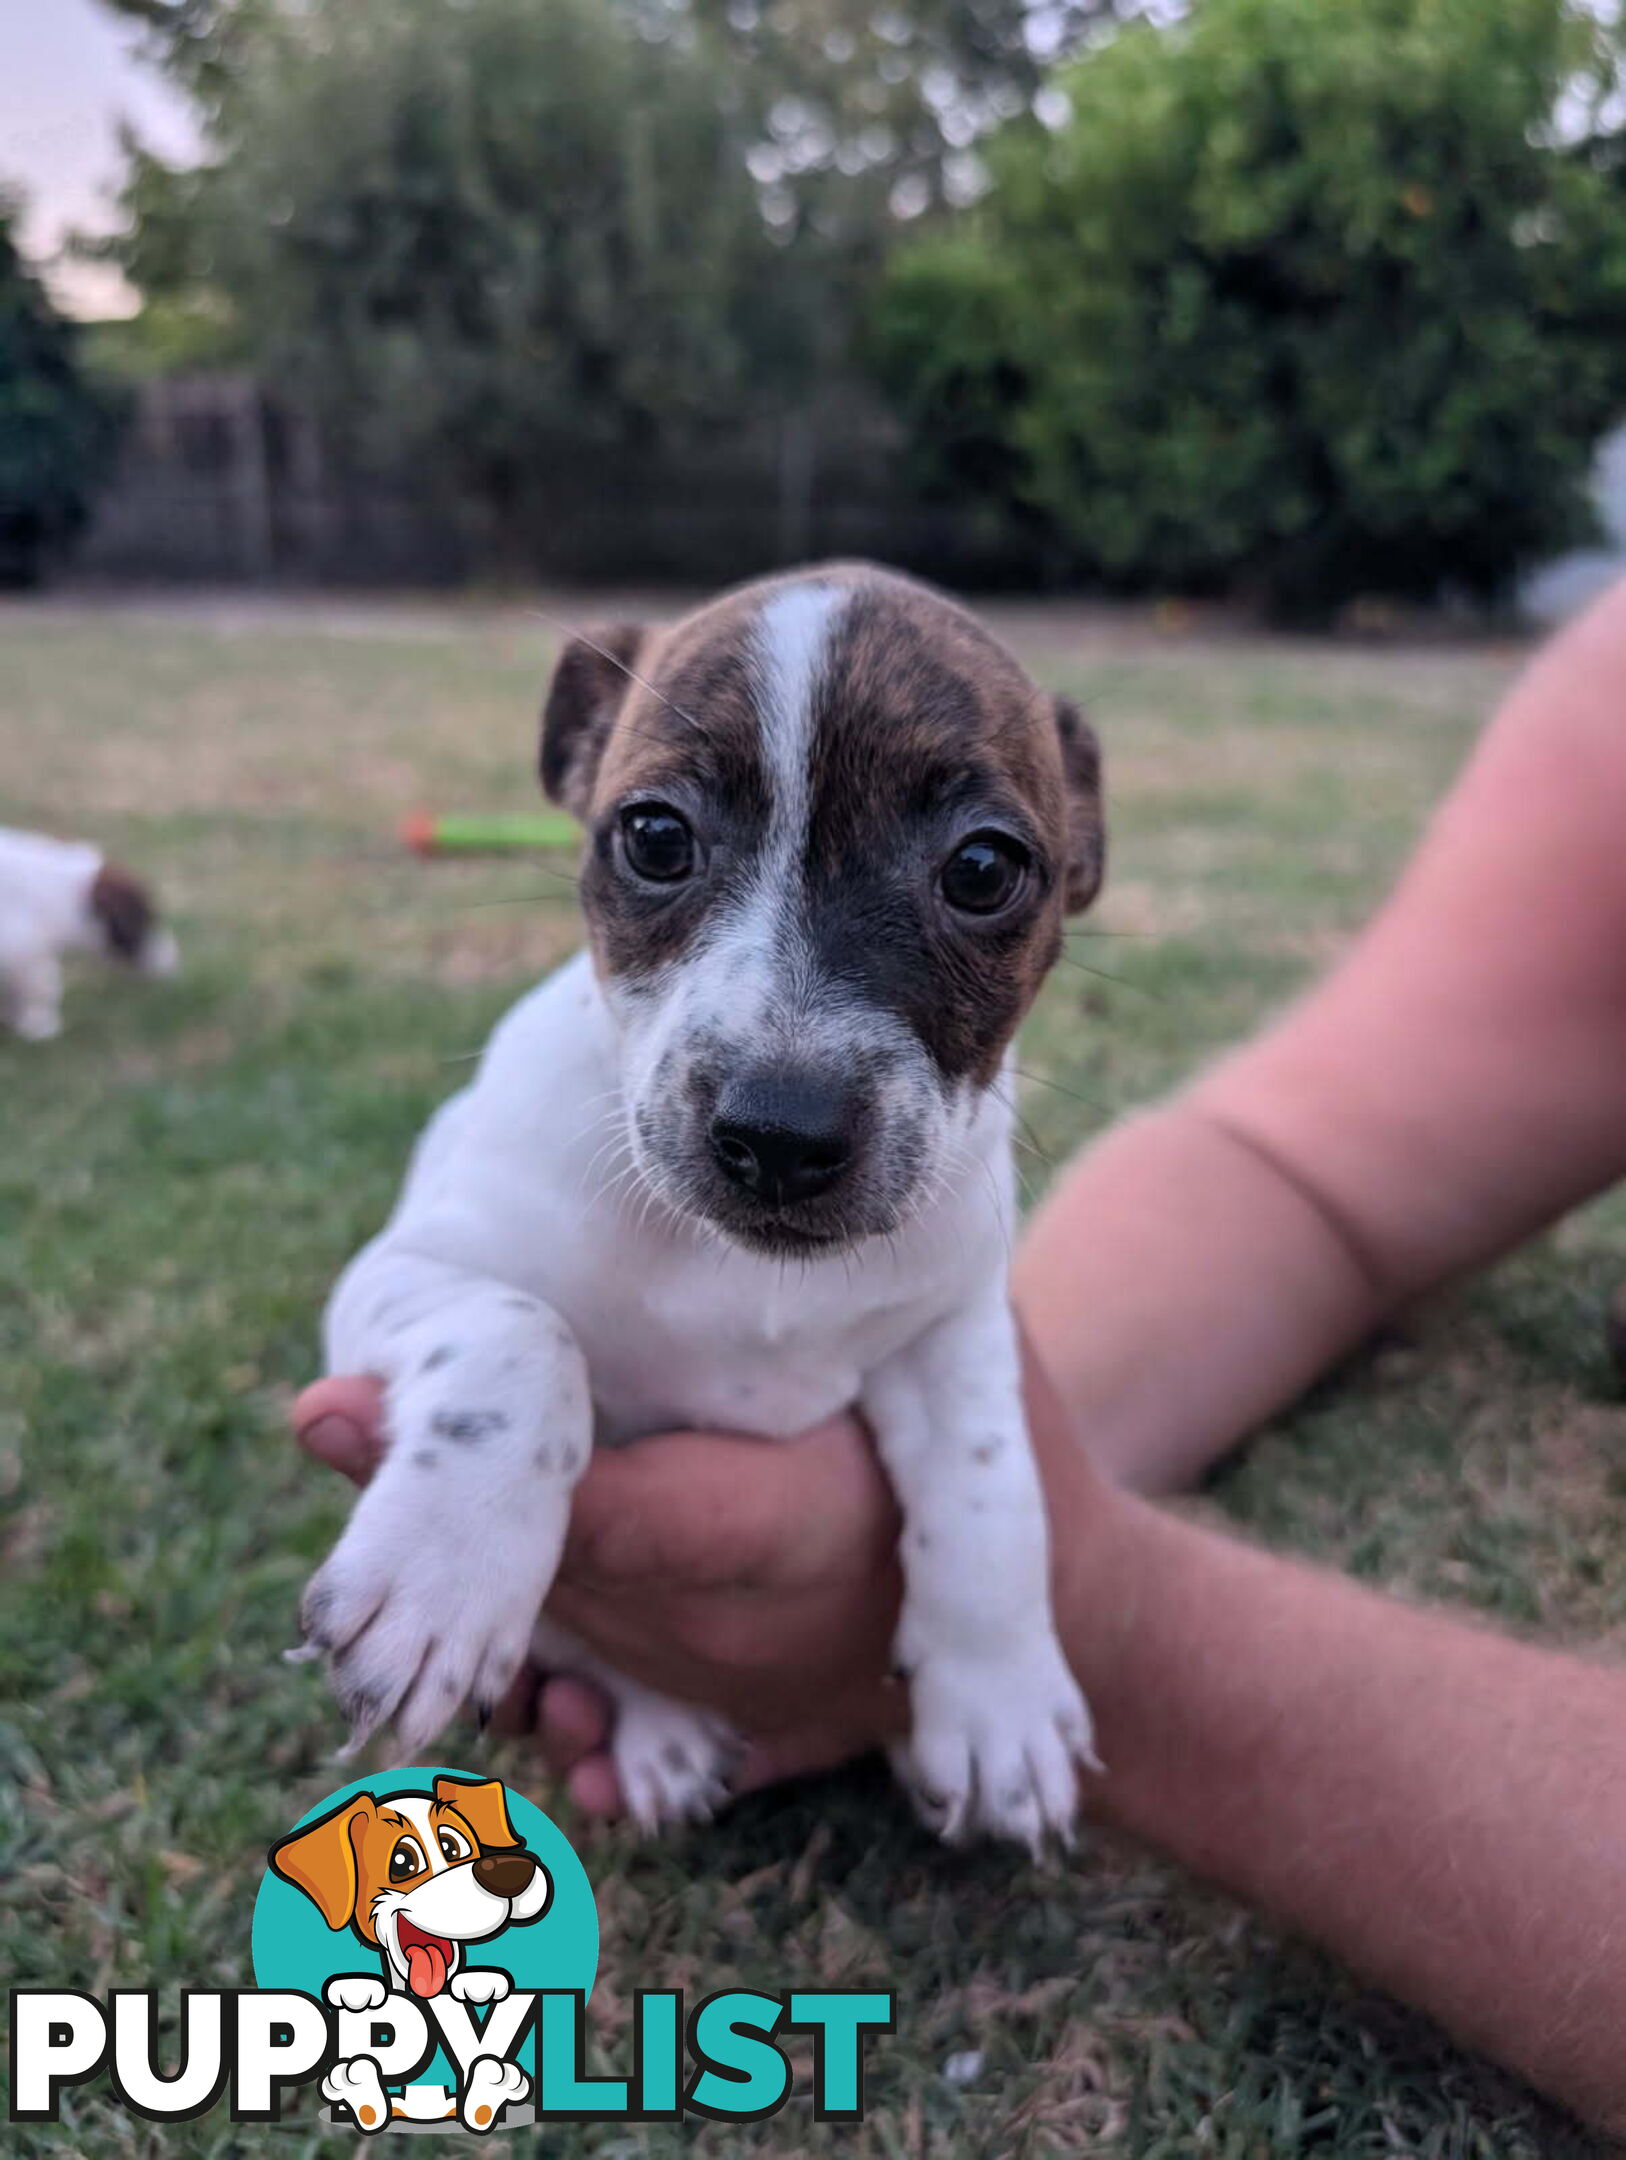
[75,372,1034,589]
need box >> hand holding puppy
[292,1341,1104,1822]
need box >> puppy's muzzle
[473,1849,541,1899]
[709,1069,857,1208]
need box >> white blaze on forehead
[751,581,848,864]
[387,1794,447,1873]
[634,578,849,1054]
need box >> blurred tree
[684,0,1140,222]
[97,0,270,101]
[874,0,1626,615]
[103,0,1150,209]
[0,195,121,587]
[95,0,1168,571]
[105,0,818,543]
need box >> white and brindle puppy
[0,825,178,1040]
[305,563,1105,1852]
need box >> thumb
[559,1423,853,1592]
[293,1375,387,1484]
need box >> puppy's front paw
[461,2056,529,2132]
[324,1973,388,2013]
[449,1967,511,2005]
[301,1471,565,1756]
[323,2056,391,2134]
[900,1638,1097,1856]
[613,1697,740,1833]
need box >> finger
[537,1677,613,1773]
[566,1753,626,1821]
[293,1376,387,1484]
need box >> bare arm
[1064,1453,1626,2134]
[1021,580,1626,1490]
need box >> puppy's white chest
[564,1255,909,1443]
[362,957,1002,1445]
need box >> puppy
[271,1774,546,2130]
[0,826,178,1040]
[304,564,1105,1851]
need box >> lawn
[3,594,1624,2158]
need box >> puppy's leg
[460,2056,529,2133]
[530,1616,739,1831]
[863,1290,1096,1855]
[302,1246,591,1754]
[322,2056,390,2134]
[5,954,63,1041]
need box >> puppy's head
[542,565,1103,1255]
[269,1776,551,1997]
[88,863,178,978]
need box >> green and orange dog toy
[401,812,580,858]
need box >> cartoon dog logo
[270,1774,551,2131]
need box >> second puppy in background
[0,826,178,1041]
[303,563,1106,1851]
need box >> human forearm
[1061,1486,1626,2132]
[1023,587,1626,1500]
[1016,1099,1389,1493]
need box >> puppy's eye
[620,804,695,884]
[940,834,1031,916]
[388,1836,426,1881]
[437,1827,471,1863]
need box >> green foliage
[0,198,121,588]
[684,0,1110,226]
[83,294,243,385]
[95,0,271,102]
[875,0,1626,615]
[112,0,813,518]
[103,0,1141,533]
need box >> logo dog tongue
[396,1916,453,1997]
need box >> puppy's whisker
[1010,1064,1110,1116]
[529,609,709,740]
[583,1143,636,1199]
[971,1156,1015,1269]
[988,1077,1053,1171]
[1056,953,1163,998]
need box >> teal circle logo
[251,1766,596,2129]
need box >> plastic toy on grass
[401,812,580,858]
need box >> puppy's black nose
[710,1074,855,1205]
[473,1849,538,1899]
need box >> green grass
[3,598,1623,2157]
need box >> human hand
[292,1378,912,1818]
[293,1345,1107,1821]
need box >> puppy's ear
[1052,695,1105,913]
[269,1796,374,1929]
[90,863,155,963]
[540,624,649,817]
[434,1775,521,1851]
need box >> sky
[1,0,198,316]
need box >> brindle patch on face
[570,599,774,989]
[798,576,1083,1086]
[90,863,156,964]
